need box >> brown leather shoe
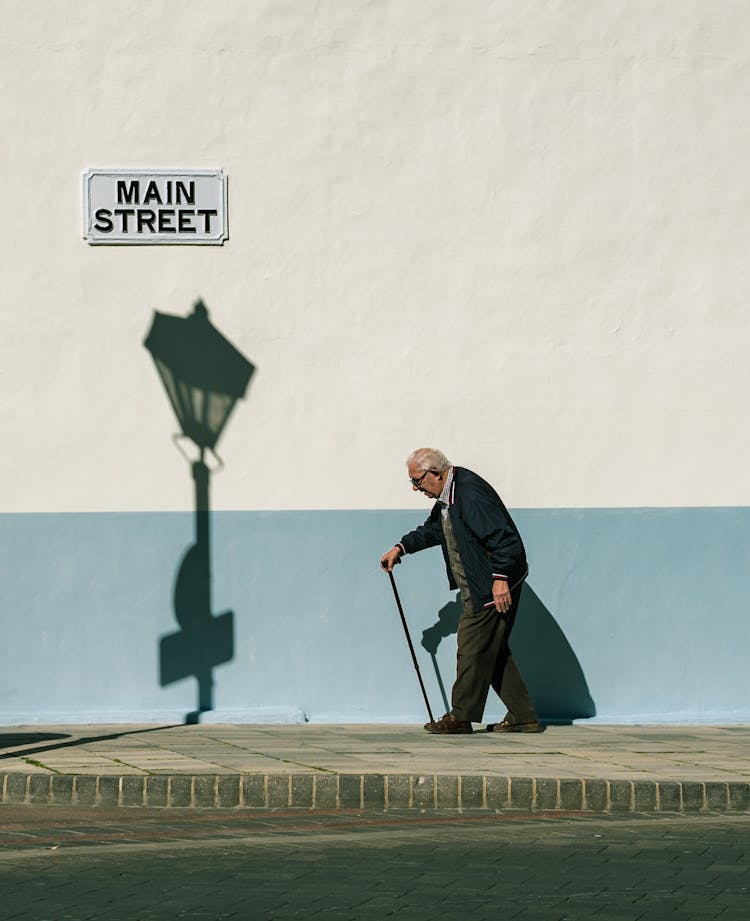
[424,713,473,734]
[486,718,545,733]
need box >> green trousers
[451,583,538,724]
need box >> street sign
[82,168,228,245]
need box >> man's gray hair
[407,448,451,474]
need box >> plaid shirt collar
[438,466,455,508]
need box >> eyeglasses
[410,469,435,489]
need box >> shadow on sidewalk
[0,726,181,762]
[0,733,69,751]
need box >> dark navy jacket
[398,467,528,613]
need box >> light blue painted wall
[2,508,749,725]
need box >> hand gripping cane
[387,570,435,723]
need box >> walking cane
[387,570,435,723]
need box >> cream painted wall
[2,1,749,513]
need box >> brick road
[1,808,748,920]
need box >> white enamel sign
[83,169,228,245]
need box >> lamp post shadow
[420,584,596,724]
[145,299,254,725]
[159,457,234,724]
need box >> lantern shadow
[421,585,596,724]
[146,300,255,725]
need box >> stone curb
[2,773,749,812]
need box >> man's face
[407,462,445,499]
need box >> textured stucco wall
[1,2,748,724]
[2,0,749,513]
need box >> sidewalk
[1,723,748,813]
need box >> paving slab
[0,723,748,812]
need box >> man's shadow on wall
[421,584,595,723]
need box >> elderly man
[380,448,542,734]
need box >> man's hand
[492,579,512,613]
[380,546,402,572]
